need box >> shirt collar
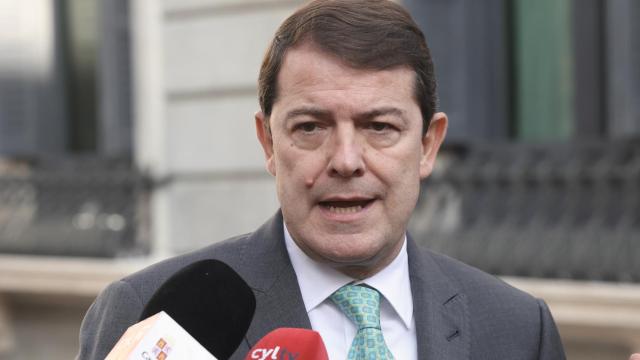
[283,223,414,329]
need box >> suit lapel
[236,212,312,347]
[408,237,470,359]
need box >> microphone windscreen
[139,259,256,360]
[245,328,329,360]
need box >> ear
[419,112,448,179]
[255,111,276,176]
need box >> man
[78,0,565,359]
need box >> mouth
[318,198,375,214]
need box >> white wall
[132,0,303,256]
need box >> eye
[290,121,327,150]
[368,122,393,132]
[294,122,323,133]
[300,122,318,132]
[363,120,402,147]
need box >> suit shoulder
[422,250,560,356]
[427,249,537,305]
[121,233,253,294]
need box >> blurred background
[0,0,638,359]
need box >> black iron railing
[0,158,148,257]
[411,142,640,283]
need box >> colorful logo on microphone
[151,338,172,360]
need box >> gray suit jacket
[78,211,565,359]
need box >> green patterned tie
[330,284,395,360]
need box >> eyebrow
[354,107,406,122]
[285,106,407,123]
[285,107,332,121]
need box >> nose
[327,126,365,178]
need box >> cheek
[271,140,303,176]
[371,146,422,182]
[273,142,298,171]
[372,150,423,212]
[383,164,421,220]
[277,146,328,182]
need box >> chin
[322,245,384,267]
[330,257,386,279]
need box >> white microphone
[106,311,216,360]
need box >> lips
[318,198,375,214]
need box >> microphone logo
[245,328,327,360]
[142,337,172,360]
[249,346,300,360]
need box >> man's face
[256,43,447,278]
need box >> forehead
[274,43,417,109]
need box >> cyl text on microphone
[250,346,299,360]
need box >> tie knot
[330,284,381,330]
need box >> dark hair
[258,0,437,133]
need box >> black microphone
[139,259,256,360]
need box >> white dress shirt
[284,224,417,360]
